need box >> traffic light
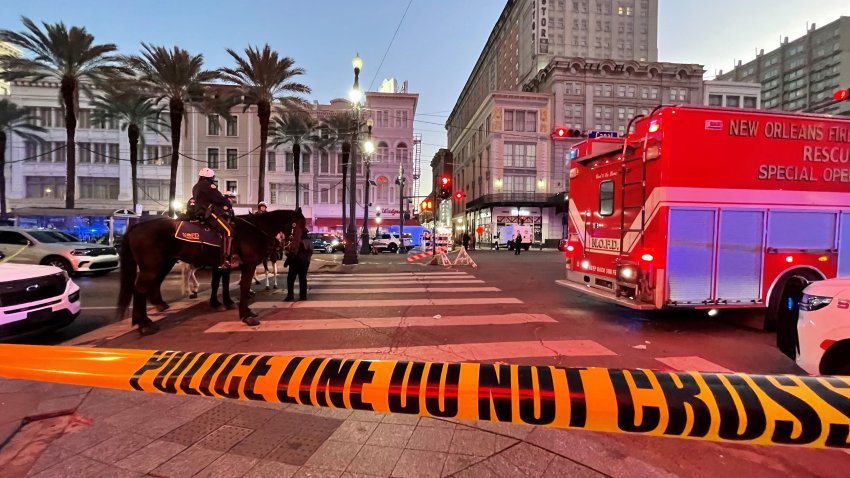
[553,127,568,139]
[834,88,850,102]
[439,175,451,199]
[420,200,433,211]
[454,191,465,200]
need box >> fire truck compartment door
[715,210,764,303]
[839,213,850,277]
[667,208,716,305]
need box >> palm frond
[0,98,47,142]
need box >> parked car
[308,233,344,253]
[795,278,850,375]
[371,233,414,253]
[0,227,119,275]
[0,262,81,339]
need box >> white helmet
[225,191,236,198]
[258,201,268,207]
[199,168,215,178]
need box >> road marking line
[654,356,734,373]
[313,272,470,277]
[307,279,486,285]
[250,297,523,309]
[204,313,556,333]
[255,339,616,362]
[307,287,501,294]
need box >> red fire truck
[558,105,850,355]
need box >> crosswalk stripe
[307,279,486,285]
[204,313,557,333]
[306,287,501,294]
[256,339,616,362]
[251,297,523,309]
[310,275,475,281]
[313,272,471,277]
[654,356,733,373]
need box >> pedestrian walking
[462,231,471,250]
[284,228,314,302]
[514,231,523,255]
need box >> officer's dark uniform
[192,178,234,267]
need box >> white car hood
[804,279,850,298]
[0,263,63,281]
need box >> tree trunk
[128,123,140,211]
[0,131,6,217]
[61,77,77,209]
[168,98,183,216]
[257,101,271,203]
[293,142,301,209]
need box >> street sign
[588,130,618,139]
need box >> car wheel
[769,270,821,358]
[43,256,73,273]
[387,243,398,253]
[325,245,334,254]
[819,341,850,375]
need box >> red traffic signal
[440,176,450,187]
[834,89,850,102]
[454,191,465,200]
[554,127,568,138]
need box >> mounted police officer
[256,201,268,214]
[192,168,234,269]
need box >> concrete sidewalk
[0,379,611,478]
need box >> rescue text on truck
[557,106,850,359]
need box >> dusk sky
[2,0,848,174]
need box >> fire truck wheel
[768,270,822,358]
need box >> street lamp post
[360,119,374,255]
[343,54,363,265]
[396,163,406,254]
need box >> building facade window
[226,148,238,169]
[503,143,536,168]
[301,149,311,173]
[708,94,723,106]
[79,177,119,200]
[285,152,294,172]
[207,115,220,135]
[268,151,276,172]
[377,142,389,163]
[137,179,169,201]
[225,180,238,197]
[503,110,537,132]
[726,96,740,108]
[225,116,238,136]
[207,148,219,169]
[320,150,329,173]
[396,144,408,165]
[25,176,65,199]
[504,175,535,193]
[743,96,758,108]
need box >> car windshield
[27,230,77,243]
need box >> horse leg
[222,269,236,309]
[264,260,271,290]
[239,264,260,324]
[189,266,199,299]
[210,268,224,311]
[149,259,176,312]
[272,260,278,289]
[133,269,160,335]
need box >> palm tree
[0,17,119,208]
[320,111,360,230]
[90,86,167,211]
[268,112,320,208]
[121,45,219,215]
[0,99,46,217]
[219,44,310,203]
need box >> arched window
[396,143,408,165]
[376,175,389,201]
[377,142,389,163]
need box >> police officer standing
[192,168,234,268]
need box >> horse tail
[115,233,137,321]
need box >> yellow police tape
[0,344,847,449]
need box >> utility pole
[397,162,405,253]
[359,119,374,255]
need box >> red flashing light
[640,253,654,262]
[440,176,450,187]
[785,255,794,263]
[566,245,575,252]
[554,127,568,138]
[834,89,850,102]
[454,191,465,200]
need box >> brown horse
[116,209,305,334]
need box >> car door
[0,231,37,264]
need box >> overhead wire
[367,0,415,92]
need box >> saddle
[174,221,221,247]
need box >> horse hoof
[265,286,270,291]
[189,292,198,299]
[214,305,227,312]
[225,302,237,310]
[246,310,259,318]
[248,290,256,298]
[154,304,170,312]
[138,322,160,336]
[272,285,278,290]
[242,316,261,326]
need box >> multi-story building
[703,80,762,109]
[447,2,699,246]
[4,80,418,234]
[717,17,850,115]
